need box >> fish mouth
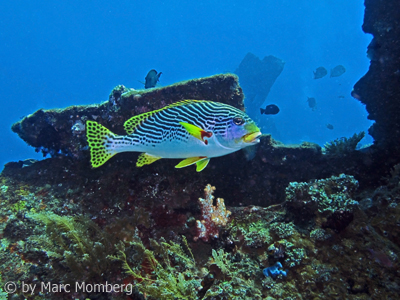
[242,131,261,143]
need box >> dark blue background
[0,1,372,167]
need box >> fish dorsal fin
[124,99,206,134]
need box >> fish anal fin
[179,122,212,144]
[196,158,210,172]
[136,153,162,167]
[124,100,207,134]
[175,157,207,169]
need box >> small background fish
[145,69,162,88]
[260,104,280,115]
[307,97,317,111]
[313,66,327,79]
[330,65,346,77]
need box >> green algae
[110,236,201,300]
[28,212,118,283]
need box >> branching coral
[194,184,231,242]
[323,131,365,156]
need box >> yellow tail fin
[86,121,117,168]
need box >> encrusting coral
[194,184,231,242]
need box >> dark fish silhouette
[330,65,346,77]
[144,69,162,89]
[326,124,334,130]
[307,97,317,111]
[260,104,280,115]
[313,67,327,79]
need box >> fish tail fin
[86,120,118,168]
[260,108,265,114]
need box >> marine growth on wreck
[1,1,400,299]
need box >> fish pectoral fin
[179,122,212,145]
[196,158,210,172]
[136,153,162,167]
[175,157,208,169]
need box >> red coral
[194,184,231,242]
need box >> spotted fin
[175,157,208,169]
[136,153,162,167]
[124,100,208,134]
[179,122,212,145]
[86,121,117,168]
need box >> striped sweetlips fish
[86,100,261,172]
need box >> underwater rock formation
[235,52,285,115]
[353,0,400,152]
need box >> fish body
[144,69,162,88]
[307,97,317,110]
[330,65,346,77]
[86,100,261,171]
[313,66,327,79]
[260,104,280,115]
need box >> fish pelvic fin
[86,121,117,168]
[179,122,212,145]
[175,157,209,171]
[196,158,210,172]
[136,153,162,167]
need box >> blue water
[0,1,372,167]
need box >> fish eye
[233,117,245,126]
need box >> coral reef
[1,167,400,299]
[194,184,231,242]
[323,132,365,156]
[3,2,400,294]
[285,174,359,231]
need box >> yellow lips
[242,131,262,143]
